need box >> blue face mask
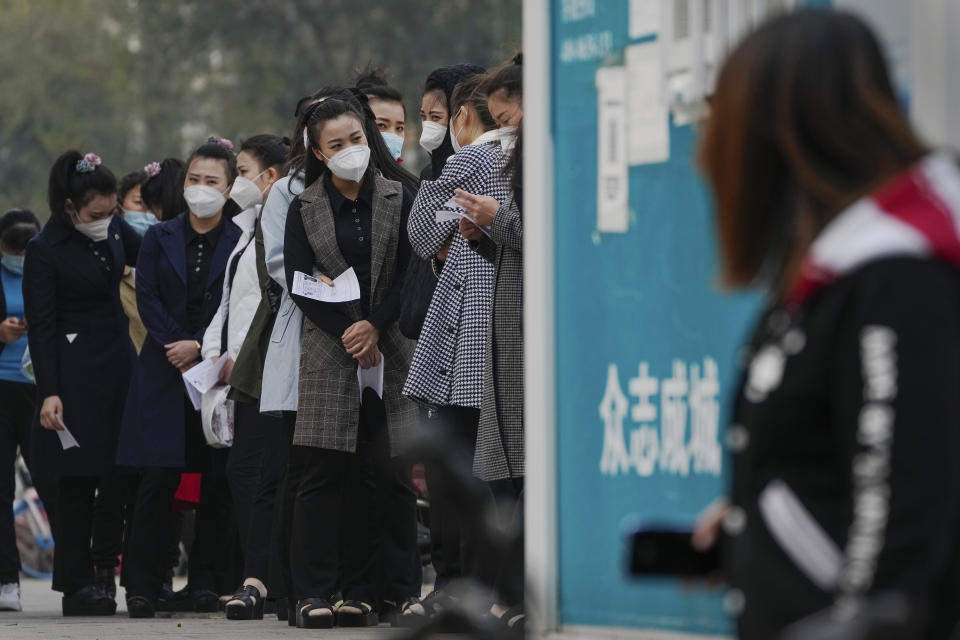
[124,210,159,237]
[1,255,24,276]
[381,132,404,161]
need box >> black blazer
[23,215,140,478]
[117,212,241,469]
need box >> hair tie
[206,136,235,152]
[76,152,102,174]
[143,161,161,178]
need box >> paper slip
[183,356,228,395]
[55,415,79,450]
[357,354,384,403]
[185,379,203,411]
[435,199,492,236]
[292,267,361,303]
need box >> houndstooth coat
[471,193,524,481]
[293,173,417,455]
[403,141,508,409]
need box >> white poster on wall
[596,66,630,233]
[626,40,670,165]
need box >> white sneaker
[0,582,22,612]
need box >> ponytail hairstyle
[299,86,420,193]
[450,73,498,133]
[483,52,523,103]
[48,150,118,224]
[140,158,187,221]
[356,67,406,118]
[240,134,291,176]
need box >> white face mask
[419,120,446,153]
[230,170,267,210]
[449,109,465,154]
[322,145,370,183]
[74,215,113,242]
[184,184,228,219]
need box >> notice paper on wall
[56,415,79,450]
[292,268,361,303]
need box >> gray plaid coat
[293,173,417,455]
[472,194,524,481]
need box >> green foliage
[0,0,521,218]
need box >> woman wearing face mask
[283,96,419,628]
[455,57,527,630]
[356,69,407,162]
[0,209,53,613]
[23,151,141,616]
[118,138,243,619]
[418,64,486,181]
[200,134,292,621]
[486,54,523,152]
[402,72,507,620]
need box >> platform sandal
[336,599,378,627]
[225,585,264,620]
[296,597,335,629]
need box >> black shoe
[62,585,117,617]
[336,600,378,627]
[156,586,218,613]
[192,589,219,613]
[94,567,117,601]
[127,595,156,619]
[225,585,264,621]
[158,582,176,603]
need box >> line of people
[0,57,526,632]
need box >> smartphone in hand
[628,526,721,577]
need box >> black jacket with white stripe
[724,257,960,640]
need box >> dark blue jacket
[116,212,240,468]
[24,215,140,478]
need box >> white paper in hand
[183,356,228,410]
[435,198,492,236]
[357,353,385,403]
[292,268,361,303]
[55,415,79,450]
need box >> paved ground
[2,578,404,639]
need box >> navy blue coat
[116,213,240,468]
[23,215,140,478]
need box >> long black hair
[298,86,420,194]
[48,150,117,224]
[140,158,186,221]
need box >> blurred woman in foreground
[693,9,960,639]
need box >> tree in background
[0,0,521,217]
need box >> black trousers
[420,404,486,590]
[488,479,524,607]
[125,403,237,599]
[272,411,301,603]
[290,390,420,606]
[52,476,100,594]
[226,401,284,588]
[0,379,57,584]
[90,474,138,573]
